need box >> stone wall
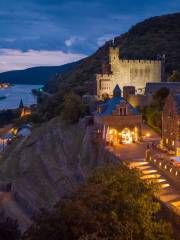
[96,47,162,98]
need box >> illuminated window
[172,140,175,146]
[166,138,168,144]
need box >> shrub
[24,165,172,240]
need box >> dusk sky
[0,0,180,72]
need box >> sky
[0,0,180,72]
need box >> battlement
[96,73,113,80]
[119,59,161,64]
[96,46,162,98]
[109,47,161,65]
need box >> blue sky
[0,0,180,72]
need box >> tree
[152,87,169,108]
[102,93,110,101]
[61,92,86,123]
[23,164,172,240]
[143,87,169,132]
[168,70,180,82]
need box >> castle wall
[96,47,162,97]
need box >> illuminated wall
[96,47,162,98]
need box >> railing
[146,149,180,178]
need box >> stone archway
[121,128,132,144]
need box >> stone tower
[96,47,162,98]
[109,47,119,64]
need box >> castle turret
[109,47,119,64]
[113,84,121,97]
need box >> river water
[0,84,42,110]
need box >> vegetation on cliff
[24,164,172,240]
[61,92,87,123]
[143,87,169,132]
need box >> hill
[44,12,180,94]
[0,62,78,85]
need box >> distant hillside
[44,12,180,94]
[0,62,78,85]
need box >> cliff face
[0,118,106,231]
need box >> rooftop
[97,96,140,116]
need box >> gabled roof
[97,96,140,116]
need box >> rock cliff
[0,117,107,231]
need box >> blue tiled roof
[97,96,140,116]
[113,84,121,96]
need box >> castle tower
[109,47,119,64]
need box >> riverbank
[0,84,42,110]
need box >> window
[119,107,127,116]
[166,138,168,144]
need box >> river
[0,84,43,110]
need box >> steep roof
[113,84,121,96]
[97,96,140,116]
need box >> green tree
[168,70,180,82]
[23,165,172,240]
[143,87,169,132]
[61,92,86,123]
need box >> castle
[96,47,163,98]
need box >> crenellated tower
[96,46,162,99]
[109,47,119,64]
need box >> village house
[162,93,180,155]
[94,85,142,144]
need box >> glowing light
[158,178,166,183]
[159,162,162,166]
[161,183,170,189]
[146,132,150,137]
[121,128,133,144]
[171,201,180,208]
[170,168,172,173]
[175,171,178,176]
[142,169,157,174]
[141,174,161,180]
[164,165,167,169]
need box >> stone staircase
[129,159,180,215]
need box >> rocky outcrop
[0,117,109,231]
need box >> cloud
[65,37,77,47]
[64,36,86,47]
[0,49,86,73]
